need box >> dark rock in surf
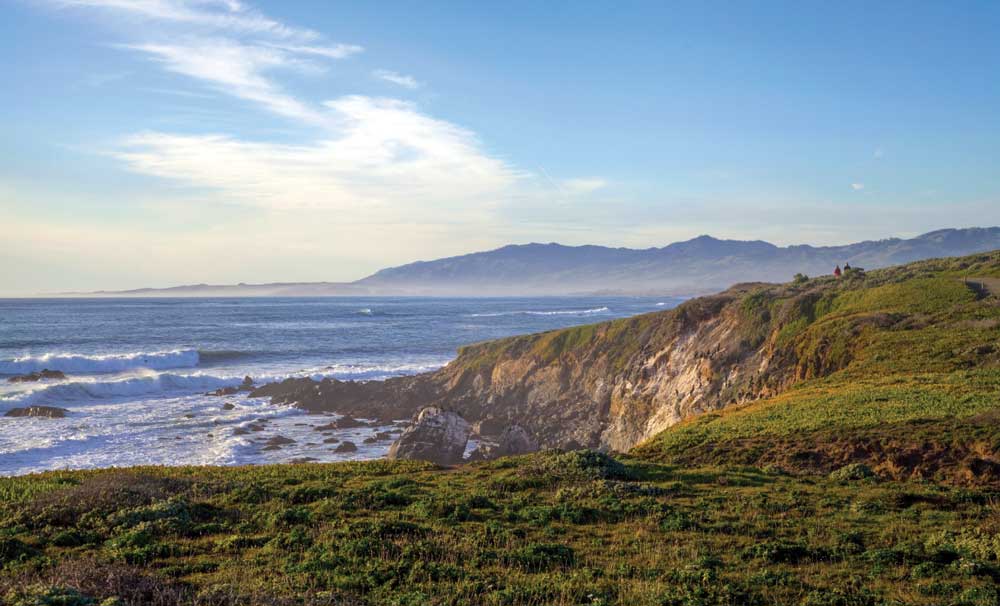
[264,435,296,447]
[8,369,67,383]
[208,386,240,396]
[334,441,358,453]
[313,415,366,431]
[4,406,69,419]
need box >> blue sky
[2,1,999,294]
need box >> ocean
[0,296,680,476]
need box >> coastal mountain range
[79,226,1000,297]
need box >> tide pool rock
[4,406,69,419]
[387,406,470,465]
[334,441,357,453]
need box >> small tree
[793,273,809,285]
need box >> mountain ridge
[61,226,1000,297]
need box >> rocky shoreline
[243,280,828,463]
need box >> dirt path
[965,277,1000,297]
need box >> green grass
[3,453,1000,606]
[633,253,1000,482]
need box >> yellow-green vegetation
[634,253,1000,482]
[3,452,1000,606]
[4,251,1000,605]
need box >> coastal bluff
[251,252,1000,456]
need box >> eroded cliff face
[254,278,861,452]
[430,284,810,451]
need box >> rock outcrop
[4,406,69,418]
[495,425,539,457]
[8,370,66,383]
[469,424,539,460]
[387,407,470,465]
[255,283,812,451]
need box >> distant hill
[357,227,1000,296]
[73,226,1000,297]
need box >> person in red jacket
[834,265,842,277]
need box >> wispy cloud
[49,0,531,222]
[54,0,365,126]
[265,42,364,60]
[113,96,521,213]
[122,39,329,124]
[57,0,321,40]
[562,177,608,195]
[851,183,865,191]
[373,69,421,90]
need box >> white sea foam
[469,306,610,318]
[0,349,200,374]
[0,358,448,411]
[1,372,244,408]
[320,360,448,381]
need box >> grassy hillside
[4,251,1000,605]
[428,250,1000,457]
[3,454,1000,606]
[633,253,1000,483]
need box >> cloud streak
[122,39,329,124]
[373,69,421,89]
[113,96,521,213]
[57,0,321,40]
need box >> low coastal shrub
[1,450,999,605]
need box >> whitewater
[0,296,679,476]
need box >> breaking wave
[0,349,200,375]
[469,307,610,318]
[320,361,448,381]
[1,373,245,407]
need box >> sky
[2,1,999,294]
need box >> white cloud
[112,96,521,213]
[373,69,421,90]
[123,39,328,124]
[59,0,524,219]
[265,42,364,60]
[57,0,363,126]
[562,177,608,195]
[851,183,865,191]
[873,148,884,159]
[57,0,320,40]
